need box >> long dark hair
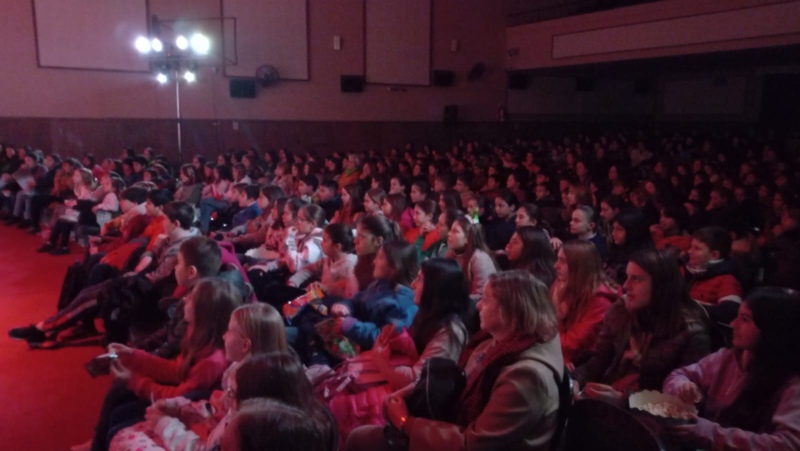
[718,287,800,431]
[511,226,557,287]
[408,259,470,353]
[627,249,701,339]
[380,241,418,288]
[181,278,243,379]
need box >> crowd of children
[2,127,800,450]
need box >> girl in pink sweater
[75,278,242,451]
[663,286,800,450]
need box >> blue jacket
[231,202,262,228]
[339,279,416,350]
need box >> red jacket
[683,260,743,306]
[125,348,227,401]
[558,284,618,366]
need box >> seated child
[685,226,744,325]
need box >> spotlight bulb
[183,71,196,83]
[190,33,210,55]
[175,35,189,51]
[151,38,164,53]
[156,73,168,84]
[134,36,151,54]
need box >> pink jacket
[664,348,800,450]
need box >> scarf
[456,329,542,426]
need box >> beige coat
[405,336,564,451]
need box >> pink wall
[507,0,800,70]
[0,0,507,121]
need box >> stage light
[183,70,196,83]
[134,36,151,54]
[175,35,189,51]
[190,33,210,55]
[151,38,164,53]
[156,72,168,84]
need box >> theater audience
[346,270,563,451]
[574,249,710,403]
[76,277,242,451]
[5,126,800,450]
[663,286,800,450]
[108,303,287,451]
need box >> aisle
[0,226,111,450]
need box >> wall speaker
[432,70,455,87]
[443,105,458,125]
[634,78,652,95]
[508,73,529,90]
[229,79,257,99]
[575,78,594,92]
[341,75,365,93]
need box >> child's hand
[107,343,134,363]
[421,223,435,234]
[307,282,326,294]
[675,382,703,404]
[331,304,350,317]
[110,360,132,382]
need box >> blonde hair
[231,304,288,354]
[488,270,558,339]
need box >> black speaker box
[508,73,529,90]
[229,79,257,99]
[634,78,652,95]
[341,75,365,93]
[575,78,594,92]
[443,105,458,124]
[432,70,455,87]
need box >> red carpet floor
[0,226,111,450]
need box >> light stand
[134,27,209,162]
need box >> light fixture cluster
[134,33,210,56]
[154,62,199,84]
[134,32,209,84]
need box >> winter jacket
[573,300,710,391]
[230,202,261,229]
[403,336,564,451]
[664,348,800,451]
[684,259,743,305]
[338,279,417,349]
